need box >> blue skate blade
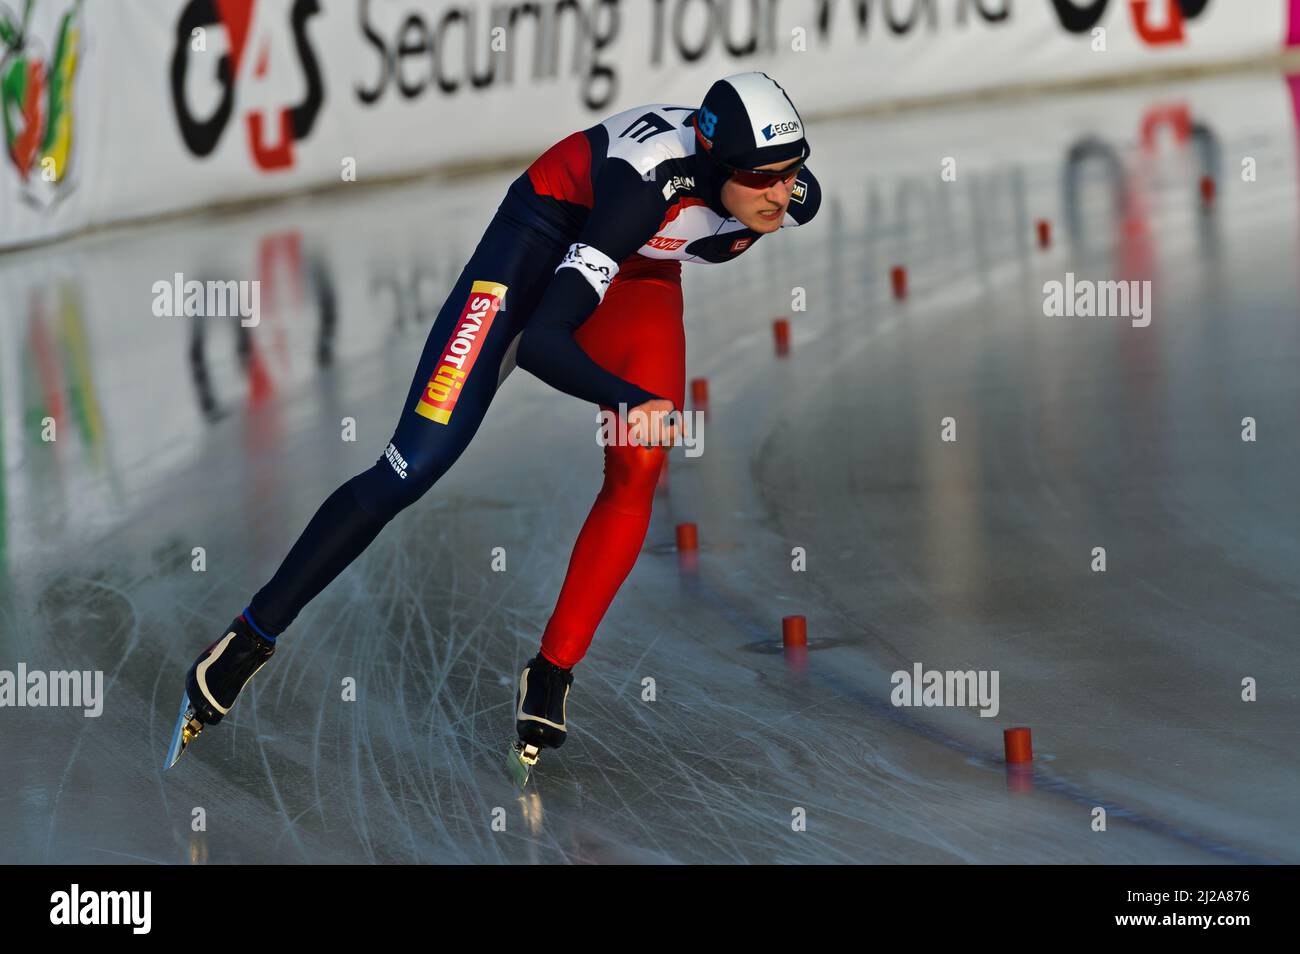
[164,690,194,770]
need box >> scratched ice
[0,66,1297,863]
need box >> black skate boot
[164,613,276,769]
[507,654,574,786]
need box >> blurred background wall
[1,0,1294,248]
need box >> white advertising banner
[2,0,1296,249]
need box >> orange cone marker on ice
[1004,726,1033,764]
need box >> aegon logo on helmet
[762,121,800,141]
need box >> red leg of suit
[539,259,685,669]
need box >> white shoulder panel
[598,104,696,177]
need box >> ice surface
[0,66,1296,864]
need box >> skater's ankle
[537,648,572,670]
[241,606,278,643]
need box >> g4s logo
[170,0,324,171]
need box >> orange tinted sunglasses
[714,142,810,190]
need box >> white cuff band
[557,242,619,302]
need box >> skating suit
[244,102,822,666]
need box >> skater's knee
[603,442,665,489]
[353,446,453,518]
[597,443,663,513]
[372,428,472,506]
[398,451,455,498]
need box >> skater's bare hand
[626,399,680,448]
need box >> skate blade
[164,691,204,770]
[507,741,540,788]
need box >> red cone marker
[1004,727,1033,764]
[773,318,790,355]
[891,266,907,300]
[675,523,698,552]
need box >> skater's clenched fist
[625,399,681,448]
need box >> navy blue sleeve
[514,160,672,411]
